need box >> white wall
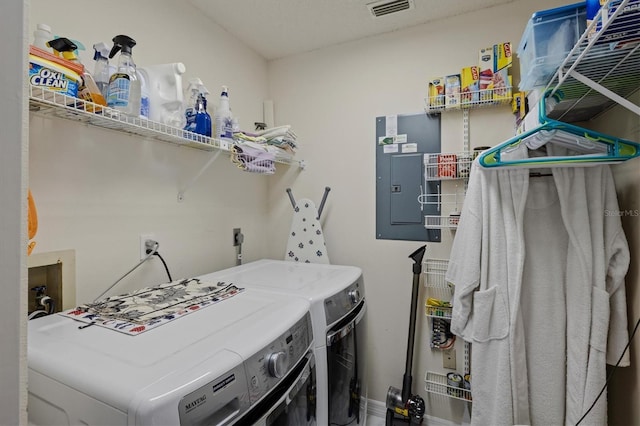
[28,0,274,303]
[266,0,580,421]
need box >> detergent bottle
[195,84,212,137]
[183,78,203,135]
[107,35,141,117]
[138,62,186,127]
[32,23,54,53]
[92,42,111,100]
[214,85,233,139]
[48,37,106,109]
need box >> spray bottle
[93,42,111,100]
[183,78,203,135]
[48,37,106,108]
[107,35,141,117]
[214,85,233,139]
[195,84,212,137]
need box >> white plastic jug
[138,62,187,127]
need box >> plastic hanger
[478,91,640,169]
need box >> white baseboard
[367,399,459,426]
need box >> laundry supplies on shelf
[32,23,53,53]
[48,37,107,110]
[214,85,233,139]
[183,78,211,137]
[139,62,186,127]
[106,35,141,117]
[92,42,111,101]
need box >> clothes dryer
[200,259,368,426]
[28,280,315,425]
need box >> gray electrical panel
[376,113,441,242]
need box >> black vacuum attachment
[385,245,427,425]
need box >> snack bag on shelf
[460,66,480,106]
[478,46,494,102]
[428,78,445,109]
[493,42,513,102]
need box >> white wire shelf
[425,86,513,114]
[425,305,452,319]
[29,86,220,151]
[424,259,450,287]
[545,0,640,122]
[423,152,473,181]
[28,86,304,170]
[424,215,460,230]
[424,371,472,402]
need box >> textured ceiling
[188,0,516,60]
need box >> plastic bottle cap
[37,23,51,32]
[174,63,186,74]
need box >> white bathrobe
[446,148,630,425]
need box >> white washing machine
[200,259,368,426]
[28,282,316,425]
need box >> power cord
[150,251,173,282]
[93,240,160,302]
[575,315,640,425]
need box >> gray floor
[367,413,385,426]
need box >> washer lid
[28,287,309,412]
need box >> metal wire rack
[424,371,472,402]
[29,86,218,151]
[545,0,640,122]
[423,152,473,181]
[28,86,304,171]
[425,86,513,114]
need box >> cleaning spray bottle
[107,35,141,117]
[195,84,212,137]
[183,77,203,135]
[93,42,111,100]
[48,37,106,109]
[214,85,233,139]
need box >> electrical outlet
[233,228,243,247]
[443,348,456,369]
[139,234,156,260]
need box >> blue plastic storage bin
[517,2,587,91]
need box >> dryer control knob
[348,289,360,304]
[267,351,288,378]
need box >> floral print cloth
[60,278,244,335]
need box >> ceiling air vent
[367,0,414,17]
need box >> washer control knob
[348,289,360,304]
[267,351,287,378]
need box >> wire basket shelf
[424,259,449,286]
[424,215,460,230]
[423,152,473,181]
[425,305,452,319]
[425,86,513,113]
[424,371,472,402]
